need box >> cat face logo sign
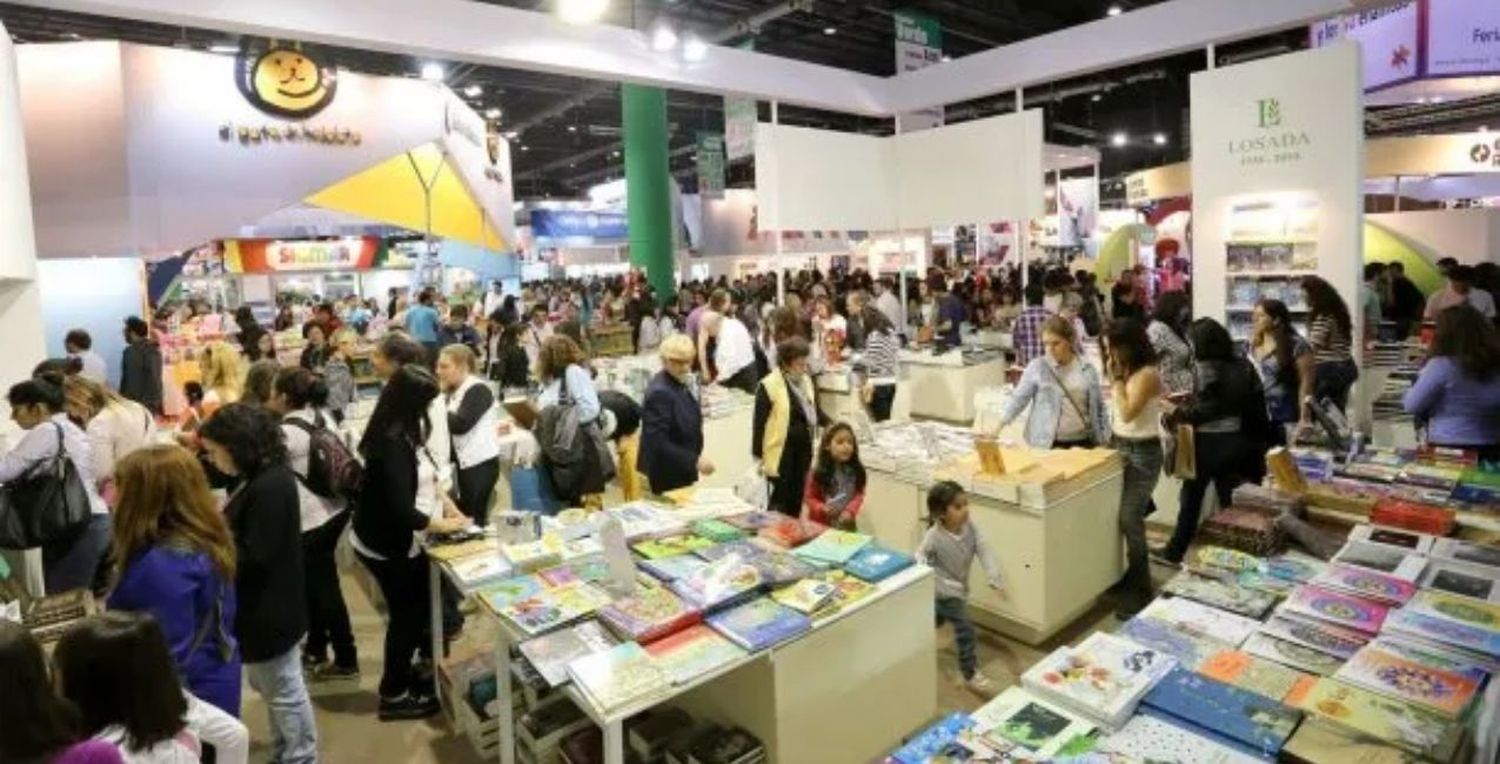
[236,41,337,119]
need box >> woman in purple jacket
[105,445,242,716]
[1404,305,1500,463]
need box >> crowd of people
[8,252,1500,760]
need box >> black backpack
[284,413,363,500]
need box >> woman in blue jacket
[998,316,1110,449]
[639,334,712,494]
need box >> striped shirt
[1012,306,1050,367]
[863,328,901,383]
[1308,315,1353,364]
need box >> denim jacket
[999,357,1111,448]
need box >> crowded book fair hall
[4,0,1500,763]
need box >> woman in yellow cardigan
[752,337,822,517]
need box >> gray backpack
[535,375,616,502]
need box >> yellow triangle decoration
[303,142,506,251]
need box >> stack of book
[1286,677,1467,761]
[1198,507,1285,556]
[518,697,591,764]
[19,590,95,644]
[1140,666,1303,759]
[1370,498,1457,536]
[642,624,748,685]
[791,529,872,565]
[517,620,619,687]
[966,686,1098,759]
[498,581,615,637]
[842,543,915,583]
[668,554,764,612]
[705,597,812,651]
[1020,632,1177,730]
[1161,570,1278,619]
[565,642,670,713]
[1332,643,1482,719]
[597,583,702,644]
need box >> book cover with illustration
[1162,571,1277,619]
[1287,677,1464,761]
[888,714,974,764]
[565,641,670,712]
[770,578,837,614]
[638,554,709,583]
[631,534,716,560]
[746,548,822,587]
[694,539,770,563]
[1334,646,1481,718]
[1331,541,1429,581]
[1381,606,1500,659]
[791,529,872,565]
[1141,666,1302,758]
[809,569,877,620]
[1117,615,1234,669]
[1259,613,1369,660]
[842,542,916,583]
[501,536,563,572]
[445,553,513,589]
[1139,595,1261,647]
[757,517,827,549]
[1261,552,1327,583]
[517,620,619,687]
[1309,564,1417,606]
[1020,632,1178,729]
[1368,636,1494,685]
[691,519,745,543]
[721,511,783,532]
[968,686,1097,759]
[1242,633,1345,676]
[480,574,547,614]
[1418,560,1500,604]
[597,583,702,644]
[642,623,748,685]
[1280,585,1388,634]
[1198,650,1312,703]
[1405,589,1500,634]
[500,582,613,636]
[668,554,764,612]
[706,596,813,652]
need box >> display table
[858,423,1124,644]
[899,349,1006,423]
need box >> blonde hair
[63,374,128,422]
[659,334,695,362]
[199,341,244,396]
[439,343,477,372]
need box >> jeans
[1167,430,1246,562]
[42,513,110,595]
[244,645,319,764]
[934,596,978,680]
[1113,437,1163,611]
[453,458,500,528]
[302,512,356,668]
[868,384,896,422]
[356,550,432,699]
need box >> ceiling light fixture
[208,43,239,54]
[557,0,609,25]
[651,23,678,52]
[823,26,838,35]
[682,35,708,63]
[1091,93,1103,102]
[485,108,502,119]
[1152,132,1167,145]
[464,84,483,98]
[568,125,579,133]
[504,130,520,139]
[520,145,530,152]
[1106,4,1123,16]
[1110,132,1128,147]
[420,62,445,82]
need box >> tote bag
[0,424,93,550]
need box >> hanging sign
[236,40,338,119]
[529,209,629,241]
[224,237,382,273]
[724,97,758,162]
[1427,0,1500,77]
[696,132,727,199]
[893,10,944,131]
[1309,1,1419,91]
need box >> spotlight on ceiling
[1110,132,1128,147]
[485,108,502,119]
[520,145,530,152]
[208,43,239,54]
[682,35,708,62]
[1152,132,1167,146]
[1091,93,1103,102]
[823,26,838,35]
[568,125,579,133]
[557,0,609,25]
[504,130,520,139]
[651,23,679,52]
[420,62,445,82]
[464,84,483,98]
[1107,4,1123,16]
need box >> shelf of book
[1225,269,1319,279]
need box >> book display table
[898,349,1007,424]
[857,422,1125,645]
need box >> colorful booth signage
[224,237,382,273]
[236,41,338,119]
[530,209,629,241]
[1313,0,1500,90]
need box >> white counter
[899,350,1008,424]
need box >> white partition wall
[1190,43,1364,344]
[753,123,897,232]
[0,25,46,381]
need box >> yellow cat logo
[236,40,337,118]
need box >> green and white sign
[894,10,944,130]
[724,97,757,162]
[696,132,726,199]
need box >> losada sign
[1226,98,1312,167]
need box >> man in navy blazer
[639,334,714,494]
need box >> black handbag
[0,424,94,550]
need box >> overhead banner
[1312,0,1500,89]
[893,10,944,131]
[1427,0,1500,76]
[1368,131,1500,175]
[529,209,629,241]
[1124,162,1191,206]
[724,98,757,162]
[1309,1,1418,90]
[224,236,384,273]
[696,132,726,199]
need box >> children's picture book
[745,549,821,587]
[769,579,837,614]
[638,554,709,583]
[631,534,716,560]
[1429,538,1500,570]
[517,620,619,687]
[1242,633,1345,676]
[445,553,513,589]
[668,554,764,612]
[1138,595,1261,647]
[1405,589,1500,633]
[1259,614,1368,660]
[499,582,613,636]
[1331,541,1428,581]
[720,511,783,532]
[706,596,812,652]
[565,641,670,712]
[1194,545,1262,574]
[642,624,748,686]
[791,529,872,565]
[1381,606,1500,659]
[1287,678,1464,762]
[1097,711,1265,764]
[1117,615,1233,670]
[842,543,915,583]
[691,519,745,544]
[1141,666,1302,759]
[1347,524,1435,555]
[1161,571,1277,619]
[1279,585,1388,634]
[480,574,547,614]
[694,539,769,563]
[1308,564,1417,606]
[1419,559,1500,604]
[1260,552,1327,583]
[809,569,877,620]
[968,686,1097,759]
[1367,636,1493,686]
[1334,645,1481,718]
[888,714,974,764]
[1197,649,1312,703]
[1019,632,1178,729]
[597,583,701,644]
[757,517,828,549]
[501,536,563,572]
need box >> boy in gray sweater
[915,480,1004,696]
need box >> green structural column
[621,84,676,302]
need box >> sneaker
[378,692,440,721]
[965,672,999,697]
[309,663,361,683]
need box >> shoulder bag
[1041,362,1098,446]
[0,424,94,550]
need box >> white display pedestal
[900,352,1006,424]
[858,458,1124,645]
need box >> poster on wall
[976,222,1014,265]
[724,98,757,162]
[696,132,726,199]
[1057,178,1099,249]
[1309,1,1419,90]
[1426,0,1500,76]
[893,11,944,131]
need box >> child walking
[916,480,1004,696]
[803,422,866,530]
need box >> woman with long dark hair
[1250,299,1315,445]
[1404,305,1500,462]
[0,620,122,764]
[1302,275,1359,413]
[352,364,471,721]
[859,307,902,422]
[1147,290,1195,396]
[1102,319,1162,617]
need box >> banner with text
[1309,1,1419,90]
[893,10,944,131]
[696,132,726,199]
[724,98,757,162]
